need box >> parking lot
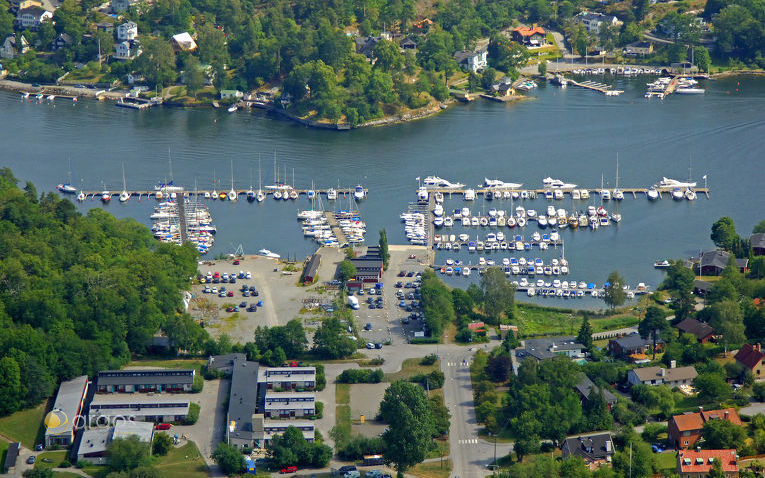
[353,246,428,346]
[191,249,344,343]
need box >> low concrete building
[262,419,315,442]
[561,432,614,468]
[263,391,315,419]
[89,394,190,423]
[258,366,316,391]
[677,449,739,477]
[45,375,89,447]
[627,365,697,387]
[76,420,153,465]
[227,359,260,448]
[96,369,195,393]
[2,442,20,474]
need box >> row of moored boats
[151,196,216,254]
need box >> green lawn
[515,304,640,337]
[127,358,206,371]
[384,358,440,382]
[35,450,69,470]
[53,472,84,477]
[410,459,452,478]
[0,402,47,449]
[336,383,350,405]
[152,441,208,478]
[655,451,678,471]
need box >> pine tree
[577,315,593,351]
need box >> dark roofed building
[751,233,765,256]
[694,279,713,296]
[517,336,585,362]
[3,442,20,473]
[227,358,260,448]
[365,245,381,259]
[401,38,417,50]
[52,32,72,50]
[350,257,383,284]
[207,353,247,374]
[302,253,321,284]
[575,375,617,409]
[355,36,380,58]
[608,332,663,357]
[676,318,715,343]
[562,432,614,466]
[700,250,748,276]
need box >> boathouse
[302,253,321,284]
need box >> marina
[70,186,367,201]
[566,79,624,96]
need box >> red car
[227,291,234,297]
[155,423,171,430]
[280,466,298,474]
[233,260,240,265]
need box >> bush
[410,337,440,344]
[152,433,173,456]
[184,403,200,425]
[59,460,72,468]
[640,423,668,443]
[754,382,765,402]
[192,373,204,393]
[411,370,445,389]
[337,368,384,383]
[316,364,326,391]
[336,435,386,460]
[315,401,324,419]
[421,354,438,366]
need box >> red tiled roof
[468,322,486,331]
[513,26,546,37]
[678,449,738,473]
[734,343,764,369]
[671,408,742,431]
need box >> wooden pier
[74,187,366,200]
[324,212,348,246]
[567,79,624,96]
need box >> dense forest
[0,168,202,415]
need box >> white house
[117,21,138,41]
[454,48,488,73]
[15,6,52,30]
[574,12,622,33]
[114,40,141,60]
[1,34,28,59]
[171,32,197,51]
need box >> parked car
[374,343,383,349]
[280,466,298,474]
[227,291,234,297]
[35,444,43,451]
[239,301,247,308]
[156,423,172,430]
[27,456,36,464]
[233,259,240,265]
[338,466,357,474]
[366,343,375,349]
[247,305,257,312]
[395,281,403,288]
[651,444,664,453]
[364,323,372,331]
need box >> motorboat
[544,190,553,200]
[538,216,547,228]
[434,191,444,203]
[613,189,624,200]
[461,207,471,217]
[507,217,516,228]
[57,183,77,194]
[354,185,366,200]
[600,189,611,200]
[227,104,238,113]
[647,187,659,200]
[433,217,444,227]
[685,188,697,201]
[571,189,581,200]
[553,189,564,200]
[542,177,577,189]
[423,176,465,189]
[77,191,86,202]
[327,188,337,200]
[100,191,111,202]
[672,188,684,200]
[654,259,671,268]
[660,177,696,188]
[483,178,523,189]
[307,189,316,199]
[444,217,454,227]
[471,217,479,226]
[464,189,475,201]
[580,189,590,199]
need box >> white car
[366,343,375,349]
[245,271,252,279]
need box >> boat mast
[168,148,174,182]
[258,156,262,192]
[615,153,619,190]
[122,162,127,191]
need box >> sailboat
[211,170,218,200]
[77,179,86,202]
[119,163,130,202]
[57,159,77,194]
[289,169,298,200]
[246,166,255,202]
[613,154,624,200]
[256,158,265,202]
[307,179,316,199]
[600,173,611,200]
[100,182,111,203]
[228,160,237,201]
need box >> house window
[684,440,689,445]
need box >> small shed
[3,442,20,473]
[302,253,321,284]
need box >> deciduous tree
[379,381,435,474]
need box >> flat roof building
[258,366,316,390]
[96,369,195,393]
[89,394,190,423]
[76,420,154,465]
[45,375,89,447]
[3,442,20,473]
[227,359,260,448]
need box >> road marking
[457,439,479,444]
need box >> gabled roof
[678,449,738,473]
[701,408,742,426]
[670,408,742,432]
[675,318,714,340]
[630,365,697,383]
[610,332,661,350]
[513,26,546,37]
[734,343,764,369]
[671,412,704,431]
[752,233,765,248]
[18,5,50,16]
[562,432,614,462]
[575,375,617,405]
[700,250,730,269]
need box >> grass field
[515,304,641,337]
[127,358,206,371]
[35,450,69,470]
[0,440,8,474]
[410,459,452,478]
[152,441,208,478]
[0,402,47,449]
[336,383,350,405]
[384,358,440,382]
[53,472,84,477]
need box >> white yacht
[354,185,366,200]
[327,188,337,200]
[647,187,659,200]
[417,187,429,201]
[464,189,476,201]
[659,177,697,188]
[542,177,577,189]
[423,176,465,188]
[483,178,523,189]
[258,249,281,259]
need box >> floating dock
[567,79,624,96]
[74,187,366,200]
[422,187,709,199]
